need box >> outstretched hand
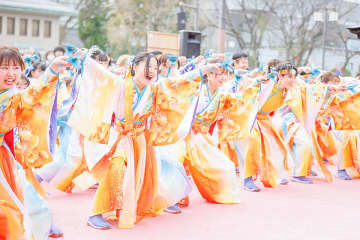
[201,63,222,75]
[207,54,225,64]
[327,85,347,95]
[193,55,205,64]
[49,56,72,75]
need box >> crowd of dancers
[1,43,360,239]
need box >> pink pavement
[46,176,360,240]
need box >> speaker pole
[195,0,200,31]
[217,0,226,53]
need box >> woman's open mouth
[147,74,155,80]
[4,78,16,85]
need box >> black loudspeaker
[177,11,186,31]
[179,30,201,58]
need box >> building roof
[0,0,77,16]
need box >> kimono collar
[131,75,147,97]
[0,87,17,102]
[124,73,148,131]
[196,81,218,115]
[233,71,243,92]
[206,81,218,100]
[0,89,9,95]
[124,72,135,131]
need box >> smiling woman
[64,51,223,230]
[0,46,72,239]
[0,47,25,91]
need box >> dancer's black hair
[320,72,340,84]
[89,46,103,60]
[267,59,282,73]
[20,73,30,88]
[28,62,47,78]
[97,53,108,62]
[277,63,298,76]
[130,52,158,79]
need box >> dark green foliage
[78,0,110,50]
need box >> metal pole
[195,0,199,31]
[321,9,328,70]
[218,0,226,53]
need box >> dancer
[0,46,70,239]
[231,60,286,191]
[322,73,360,180]
[235,63,337,191]
[67,52,222,229]
[36,47,109,194]
[162,63,260,205]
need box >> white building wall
[0,10,60,51]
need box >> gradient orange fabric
[0,145,24,239]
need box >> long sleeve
[15,69,61,168]
[286,81,360,131]
[149,69,203,145]
[217,81,261,142]
[178,62,196,75]
[68,57,122,144]
[285,82,335,182]
[285,82,329,135]
[325,84,360,130]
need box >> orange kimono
[324,84,360,178]
[0,69,58,239]
[68,57,204,228]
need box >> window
[20,18,27,36]
[32,19,40,37]
[44,20,51,38]
[7,17,15,35]
[0,17,2,34]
